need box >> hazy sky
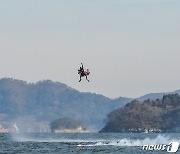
[0,0,180,98]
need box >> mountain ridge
[0,77,179,132]
[0,78,130,131]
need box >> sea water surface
[0,133,180,153]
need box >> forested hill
[100,94,180,133]
[136,90,180,101]
[0,78,130,131]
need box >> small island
[100,94,180,133]
[50,117,86,133]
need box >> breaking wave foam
[12,134,180,147]
[78,135,180,147]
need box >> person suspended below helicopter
[78,63,90,82]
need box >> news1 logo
[142,142,179,152]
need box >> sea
[0,133,180,154]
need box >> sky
[0,0,180,98]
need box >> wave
[12,134,180,147]
[78,135,180,147]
